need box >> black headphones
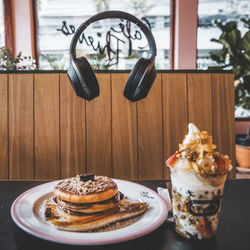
[67,11,157,102]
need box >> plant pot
[236,134,250,168]
[235,119,250,134]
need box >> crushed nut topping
[179,131,216,160]
[167,124,231,175]
[178,130,231,175]
[54,175,117,195]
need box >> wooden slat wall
[60,74,86,178]
[9,74,34,179]
[112,74,137,180]
[86,74,112,176]
[0,74,8,179]
[187,74,213,135]
[0,72,236,180]
[34,74,60,180]
[137,75,163,180]
[163,74,188,179]
[212,74,236,178]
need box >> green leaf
[224,21,237,32]
[210,38,220,44]
[243,51,250,61]
[242,31,250,52]
[243,75,250,91]
[209,51,224,63]
[218,38,233,55]
[210,54,221,63]
[242,96,250,109]
[233,66,241,79]
[215,21,237,32]
[226,29,242,50]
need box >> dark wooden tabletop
[0,179,249,250]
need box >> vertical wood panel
[0,74,8,179]
[212,73,235,178]
[137,75,163,180]
[188,74,213,135]
[60,74,86,178]
[35,74,60,180]
[86,74,111,176]
[0,72,236,180]
[111,74,137,180]
[163,74,188,179]
[9,74,34,179]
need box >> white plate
[236,166,250,173]
[11,179,167,245]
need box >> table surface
[0,179,249,250]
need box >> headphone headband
[70,10,157,60]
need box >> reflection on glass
[197,0,250,69]
[37,0,170,70]
[0,0,5,47]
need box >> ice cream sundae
[166,123,232,239]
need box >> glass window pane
[0,0,5,47]
[37,0,170,70]
[197,0,250,69]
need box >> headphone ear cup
[124,58,156,102]
[124,58,145,101]
[67,57,99,100]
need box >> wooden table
[0,180,249,250]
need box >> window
[0,0,5,47]
[146,16,157,29]
[197,0,250,69]
[164,16,170,28]
[36,0,170,70]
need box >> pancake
[44,174,149,232]
[54,174,118,203]
[54,191,124,214]
[44,197,148,232]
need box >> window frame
[3,0,15,55]
[31,0,39,67]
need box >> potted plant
[209,19,250,169]
[0,46,36,70]
[236,124,250,168]
[209,18,250,116]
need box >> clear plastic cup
[170,168,230,239]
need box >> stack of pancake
[44,174,148,231]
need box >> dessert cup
[166,123,232,239]
[170,167,231,239]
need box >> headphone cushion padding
[124,58,147,98]
[67,63,85,97]
[132,58,151,86]
[124,58,151,100]
[71,57,99,100]
[74,57,98,89]
[127,58,145,84]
